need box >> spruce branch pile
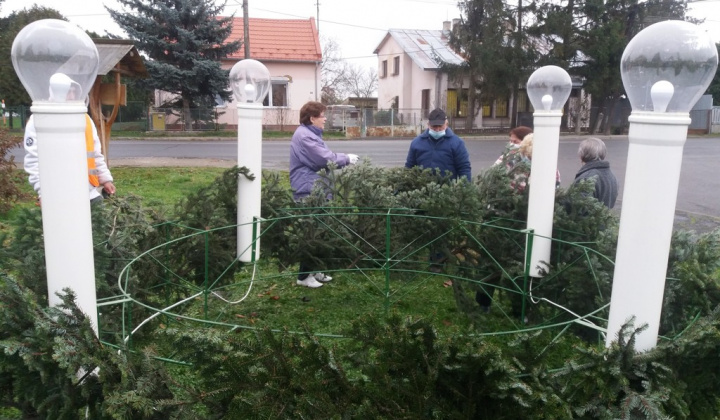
[1,163,719,418]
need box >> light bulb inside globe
[244,84,256,103]
[526,65,572,112]
[11,19,99,103]
[650,80,674,113]
[541,95,553,111]
[621,20,718,113]
[230,59,271,104]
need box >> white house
[219,17,322,130]
[373,20,484,130]
[153,17,322,131]
[373,20,588,131]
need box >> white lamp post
[229,59,270,263]
[525,65,572,277]
[11,19,100,334]
[606,20,717,351]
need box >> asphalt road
[8,134,720,230]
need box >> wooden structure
[88,39,148,165]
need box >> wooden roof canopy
[88,39,148,165]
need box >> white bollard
[34,103,98,334]
[237,103,263,262]
[605,113,689,351]
[525,113,562,277]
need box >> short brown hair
[510,126,533,141]
[299,101,326,125]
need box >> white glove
[348,154,359,165]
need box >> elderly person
[405,108,471,180]
[494,125,533,166]
[515,134,561,188]
[405,108,471,273]
[572,137,618,208]
[289,100,359,288]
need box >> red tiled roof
[225,17,322,62]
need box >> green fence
[98,208,619,362]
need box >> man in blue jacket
[404,108,471,181]
[405,108,472,273]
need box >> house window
[262,77,289,107]
[495,97,508,117]
[421,89,430,117]
[482,99,492,118]
[393,56,400,75]
[517,91,530,112]
[458,90,468,116]
[446,89,469,117]
[446,89,457,117]
[381,60,388,78]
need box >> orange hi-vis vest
[85,115,99,187]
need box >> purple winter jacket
[289,124,350,200]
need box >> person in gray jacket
[289,101,358,288]
[572,137,618,208]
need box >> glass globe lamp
[11,19,99,103]
[230,59,271,104]
[526,65,572,112]
[621,20,718,113]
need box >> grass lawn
[111,166,228,208]
[1,167,227,223]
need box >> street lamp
[525,65,572,277]
[229,59,270,262]
[11,19,100,334]
[606,20,717,351]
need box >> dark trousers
[298,261,313,280]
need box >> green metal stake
[203,229,209,319]
[384,209,392,311]
[164,223,171,325]
[522,228,534,323]
[251,216,258,264]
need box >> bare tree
[321,36,378,104]
[321,36,347,104]
[343,64,378,99]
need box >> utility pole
[316,1,320,34]
[243,0,250,59]
[511,0,522,127]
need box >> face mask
[429,129,445,139]
[508,142,520,149]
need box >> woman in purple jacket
[289,101,358,288]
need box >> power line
[251,7,390,32]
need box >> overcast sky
[0,0,463,70]
[1,0,718,72]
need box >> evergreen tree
[107,0,241,129]
[706,43,720,105]
[0,6,65,107]
[446,0,534,129]
[568,0,686,133]
[0,129,29,214]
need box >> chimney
[442,21,451,32]
[452,18,460,30]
